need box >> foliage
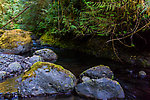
[20,0,52,31]
[0,0,25,29]
[31,0,150,40]
[0,0,149,44]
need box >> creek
[0,40,150,100]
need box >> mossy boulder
[80,65,114,81]
[0,29,32,54]
[75,78,125,100]
[18,62,77,97]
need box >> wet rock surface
[80,65,114,80]
[26,55,44,65]
[76,65,125,100]
[6,62,22,72]
[0,54,32,80]
[119,51,150,68]
[76,78,125,100]
[33,48,57,62]
[18,62,76,97]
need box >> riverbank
[40,32,150,68]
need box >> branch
[0,5,31,29]
[106,21,150,43]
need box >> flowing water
[0,40,150,100]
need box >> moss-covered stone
[0,29,32,49]
[0,29,32,54]
[19,62,77,97]
[23,62,75,80]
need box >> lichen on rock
[0,29,32,54]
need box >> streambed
[0,41,150,100]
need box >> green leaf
[123,31,127,34]
[71,25,77,29]
[110,14,114,16]
[97,33,105,36]
[131,43,135,47]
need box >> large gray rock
[33,48,57,61]
[76,78,125,100]
[0,54,32,79]
[80,65,114,81]
[18,62,76,97]
[0,29,32,54]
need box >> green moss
[0,29,32,49]
[0,74,23,94]
[22,62,74,81]
[40,33,75,49]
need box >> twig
[111,24,123,62]
[112,35,123,62]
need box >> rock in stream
[33,48,57,62]
[76,65,125,100]
[76,78,125,100]
[18,62,76,97]
[80,65,114,80]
